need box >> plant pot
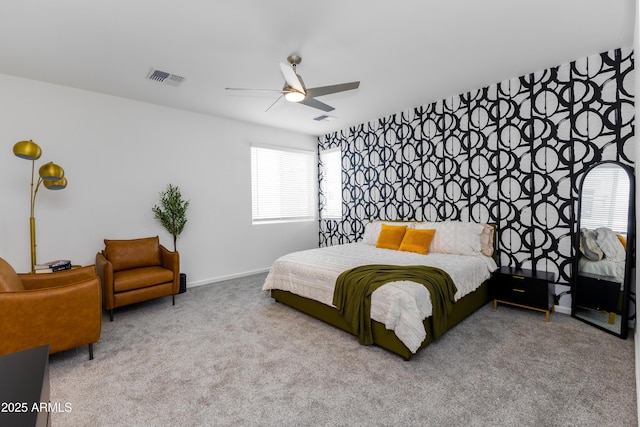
[179,273,187,294]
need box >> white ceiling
[0,1,635,136]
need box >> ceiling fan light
[284,90,305,103]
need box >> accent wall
[318,47,634,308]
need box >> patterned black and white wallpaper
[318,47,634,289]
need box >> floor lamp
[13,140,67,273]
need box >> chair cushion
[104,236,162,272]
[113,266,174,293]
[0,258,24,292]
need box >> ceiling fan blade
[265,95,283,112]
[279,62,305,94]
[300,97,335,112]
[305,81,360,98]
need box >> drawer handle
[512,289,525,293]
[512,275,525,279]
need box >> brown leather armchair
[0,258,101,360]
[96,236,179,321]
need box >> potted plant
[152,183,189,293]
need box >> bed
[578,227,626,282]
[262,221,498,360]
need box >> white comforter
[262,243,498,353]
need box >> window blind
[251,145,315,223]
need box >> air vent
[147,68,185,87]
[313,114,336,122]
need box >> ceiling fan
[225,55,360,112]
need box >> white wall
[0,74,319,285]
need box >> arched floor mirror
[572,161,635,338]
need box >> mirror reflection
[573,162,633,337]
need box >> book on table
[35,259,71,268]
[34,260,72,273]
[34,264,72,273]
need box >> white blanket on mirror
[262,243,497,353]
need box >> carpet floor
[48,273,637,426]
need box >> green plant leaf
[152,183,189,251]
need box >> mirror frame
[571,160,635,339]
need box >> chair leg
[110,309,113,322]
[89,343,94,360]
[172,294,175,306]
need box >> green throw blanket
[333,264,457,346]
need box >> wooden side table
[492,266,555,322]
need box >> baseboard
[184,268,271,289]
[553,305,571,315]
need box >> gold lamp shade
[43,177,68,190]
[38,162,65,181]
[13,140,42,160]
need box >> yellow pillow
[399,228,436,254]
[617,234,627,250]
[376,224,408,250]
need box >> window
[251,145,315,223]
[319,148,342,219]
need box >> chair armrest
[0,277,102,356]
[160,245,180,293]
[95,251,115,310]
[20,265,97,290]
[159,245,180,273]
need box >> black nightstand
[575,272,622,325]
[492,266,555,322]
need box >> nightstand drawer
[493,275,549,310]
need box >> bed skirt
[270,280,490,360]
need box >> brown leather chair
[96,236,179,321]
[0,258,101,360]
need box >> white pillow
[414,221,486,256]
[361,220,415,245]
